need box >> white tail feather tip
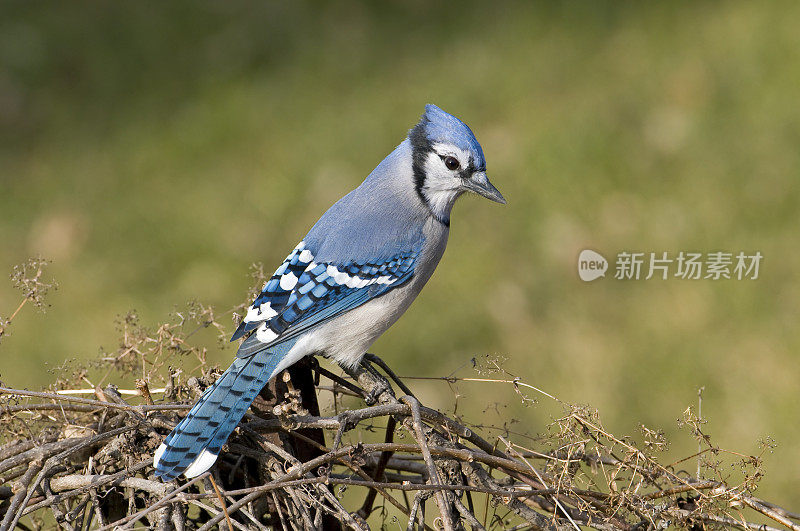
[153,443,167,468]
[184,448,219,478]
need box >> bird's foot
[340,354,397,405]
[363,378,391,406]
[361,357,393,405]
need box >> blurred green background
[2,0,799,506]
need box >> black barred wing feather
[233,246,420,358]
[231,241,313,341]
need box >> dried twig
[1,260,796,530]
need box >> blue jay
[154,104,505,481]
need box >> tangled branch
[1,354,797,530]
[0,259,796,530]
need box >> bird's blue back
[305,140,428,262]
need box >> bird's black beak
[465,171,506,204]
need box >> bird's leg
[304,356,322,386]
[363,353,416,398]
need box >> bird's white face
[419,141,505,222]
[419,142,472,219]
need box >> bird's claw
[364,380,390,405]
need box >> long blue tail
[154,351,284,480]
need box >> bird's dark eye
[443,156,460,171]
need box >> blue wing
[231,241,421,357]
[231,241,312,341]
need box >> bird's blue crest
[415,104,486,170]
